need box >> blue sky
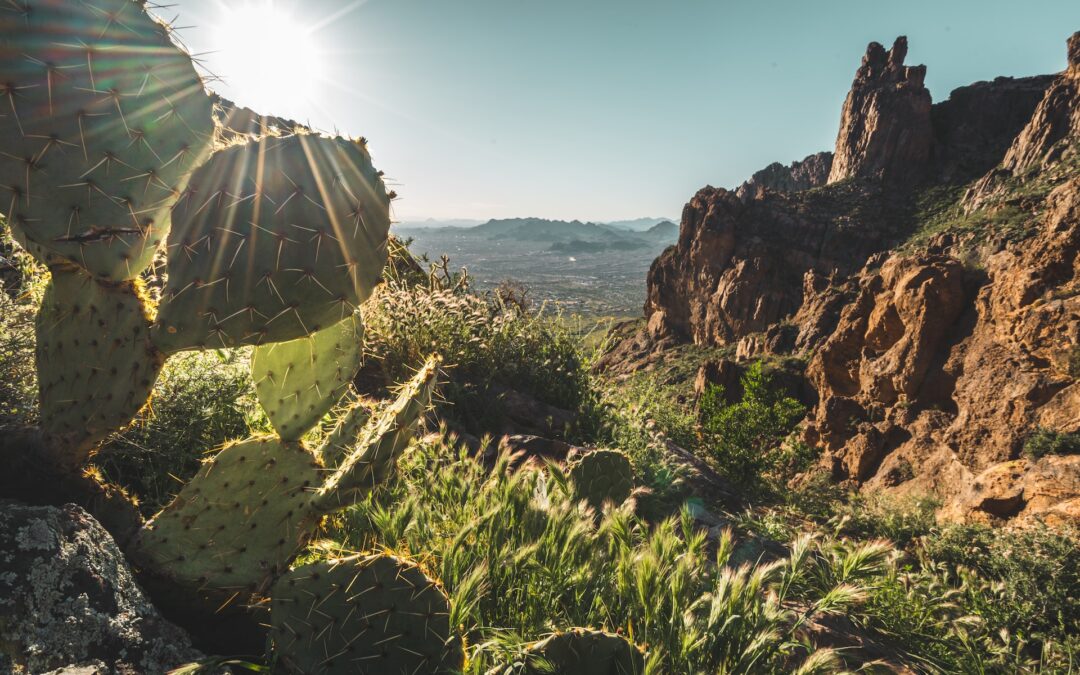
[168,0,1080,222]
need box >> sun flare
[213,3,322,118]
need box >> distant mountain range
[396,217,677,254]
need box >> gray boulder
[0,501,202,674]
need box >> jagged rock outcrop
[643,182,909,345]
[828,37,933,184]
[931,75,1056,182]
[607,32,1080,524]
[0,501,201,674]
[965,32,1080,209]
[636,36,1050,351]
[1001,32,1080,173]
[735,152,833,199]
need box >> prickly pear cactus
[251,312,364,441]
[129,436,323,593]
[495,628,645,675]
[129,356,439,596]
[568,449,634,512]
[35,267,164,467]
[0,0,215,280]
[269,553,465,675]
[151,133,392,353]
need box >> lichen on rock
[0,501,201,674]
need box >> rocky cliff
[608,32,1080,525]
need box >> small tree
[699,362,808,491]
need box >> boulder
[0,501,201,674]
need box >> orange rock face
[616,32,1080,526]
[802,179,1080,524]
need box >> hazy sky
[166,0,1080,222]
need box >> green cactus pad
[130,437,324,594]
[514,628,645,675]
[252,312,364,441]
[35,267,163,466]
[0,0,215,280]
[313,355,439,513]
[151,133,391,353]
[317,399,371,468]
[270,553,465,675]
[568,449,634,513]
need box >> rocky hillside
[604,32,1080,526]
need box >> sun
[213,2,322,118]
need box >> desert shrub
[584,375,697,517]
[819,494,1080,670]
[832,493,941,548]
[329,435,903,673]
[0,292,37,432]
[0,219,45,432]
[699,362,808,490]
[920,523,1080,648]
[1023,427,1080,459]
[363,278,591,434]
[94,349,266,514]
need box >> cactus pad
[313,356,440,513]
[35,267,163,466]
[151,133,391,353]
[317,398,371,468]
[252,312,364,441]
[498,628,645,675]
[131,355,439,595]
[270,553,464,675]
[130,437,324,593]
[0,0,215,280]
[568,449,634,512]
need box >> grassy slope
[1,216,1078,672]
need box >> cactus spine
[270,553,465,674]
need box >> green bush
[0,291,37,432]
[94,349,266,514]
[699,362,808,491]
[363,279,591,435]
[1023,427,1080,459]
[823,493,1080,670]
[921,523,1080,647]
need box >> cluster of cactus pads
[2,2,648,672]
[0,1,471,672]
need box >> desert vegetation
[1,2,1079,674]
